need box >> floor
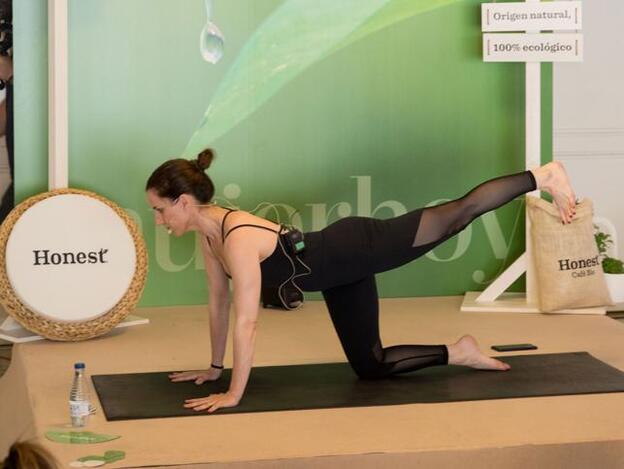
[0,340,10,378]
[1,311,623,380]
[3,298,624,468]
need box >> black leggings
[300,170,536,379]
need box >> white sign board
[482,1,582,32]
[5,194,137,322]
[483,33,583,62]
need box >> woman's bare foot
[531,161,577,224]
[447,335,510,371]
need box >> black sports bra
[207,208,283,279]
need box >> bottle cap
[74,362,85,369]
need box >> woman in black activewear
[145,148,577,413]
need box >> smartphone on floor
[491,343,538,352]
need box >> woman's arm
[201,237,231,367]
[170,237,230,385]
[224,236,262,399]
[184,230,263,413]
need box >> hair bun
[196,148,215,170]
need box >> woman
[145,149,576,413]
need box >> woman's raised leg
[413,162,576,249]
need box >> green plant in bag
[594,226,624,274]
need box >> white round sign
[5,194,137,322]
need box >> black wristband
[211,363,224,370]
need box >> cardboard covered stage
[1,296,624,468]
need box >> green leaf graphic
[45,430,121,445]
[76,450,126,464]
[184,0,460,155]
[78,455,107,462]
[104,450,126,463]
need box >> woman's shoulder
[222,208,280,232]
[221,210,280,253]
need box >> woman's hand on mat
[183,391,241,413]
[168,369,222,385]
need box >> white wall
[554,0,624,258]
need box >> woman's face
[146,189,188,236]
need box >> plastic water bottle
[69,362,90,427]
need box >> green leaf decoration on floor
[184,0,460,156]
[77,455,107,463]
[78,450,126,464]
[103,450,126,463]
[45,430,120,444]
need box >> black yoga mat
[92,352,624,420]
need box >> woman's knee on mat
[347,343,391,380]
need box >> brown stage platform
[1,297,624,468]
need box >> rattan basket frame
[0,188,148,341]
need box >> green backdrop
[14,0,552,306]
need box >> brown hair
[2,441,60,469]
[145,149,216,203]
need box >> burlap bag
[527,197,612,312]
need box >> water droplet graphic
[200,25,224,64]
[200,0,224,64]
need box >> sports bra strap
[224,224,280,241]
[220,209,237,243]
[219,208,281,242]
